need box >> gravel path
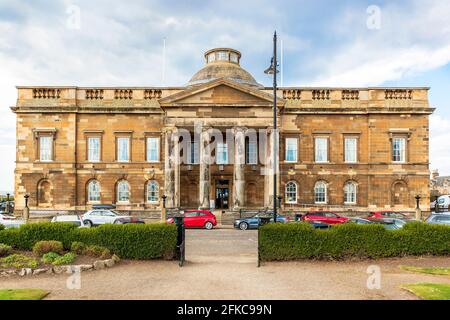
[1,228,449,300]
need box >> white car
[81,210,131,227]
[0,213,25,229]
[51,215,89,228]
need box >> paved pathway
[1,228,449,299]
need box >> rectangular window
[246,141,258,165]
[393,137,406,162]
[190,141,199,164]
[285,138,298,162]
[216,143,228,165]
[344,138,357,163]
[146,137,159,162]
[315,138,328,163]
[87,137,101,162]
[117,137,130,162]
[39,136,53,161]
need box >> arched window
[117,180,130,202]
[147,181,159,203]
[344,181,357,204]
[285,181,298,204]
[87,180,100,202]
[314,181,327,204]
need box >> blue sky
[0,0,449,192]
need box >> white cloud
[308,0,450,86]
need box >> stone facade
[11,48,434,215]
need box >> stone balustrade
[32,88,61,99]
[15,86,429,109]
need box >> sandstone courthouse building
[12,48,434,216]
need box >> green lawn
[0,289,49,300]
[402,283,450,300]
[400,265,450,276]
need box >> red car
[301,211,349,225]
[166,210,217,230]
[368,211,408,220]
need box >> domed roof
[187,48,262,87]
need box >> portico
[159,77,284,210]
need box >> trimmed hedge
[0,222,177,260]
[259,222,450,261]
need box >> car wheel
[204,221,214,230]
[84,220,93,227]
[239,222,249,230]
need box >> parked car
[373,218,407,230]
[234,213,289,230]
[368,211,408,219]
[300,211,349,225]
[0,213,16,221]
[81,209,133,227]
[426,213,450,225]
[304,220,331,229]
[166,210,217,230]
[0,213,25,229]
[347,217,374,225]
[51,215,89,228]
[346,217,405,230]
[91,204,116,210]
[435,195,450,211]
[113,216,145,224]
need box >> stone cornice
[11,106,164,114]
[282,107,435,115]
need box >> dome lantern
[187,48,262,87]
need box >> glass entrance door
[215,187,229,210]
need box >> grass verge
[0,288,49,300]
[402,283,450,300]
[400,265,450,276]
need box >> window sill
[147,160,160,163]
[284,161,298,164]
[116,201,130,205]
[344,202,357,206]
[285,202,297,205]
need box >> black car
[92,204,116,210]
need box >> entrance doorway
[215,180,229,210]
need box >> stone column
[199,127,211,209]
[164,128,180,208]
[264,128,279,208]
[233,127,246,210]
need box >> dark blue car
[233,214,289,230]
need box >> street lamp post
[6,193,10,214]
[23,193,30,223]
[415,194,422,221]
[161,194,167,222]
[265,31,279,224]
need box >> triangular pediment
[159,79,284,108]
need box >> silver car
[51,215,89,228]
[426,213,450,225]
